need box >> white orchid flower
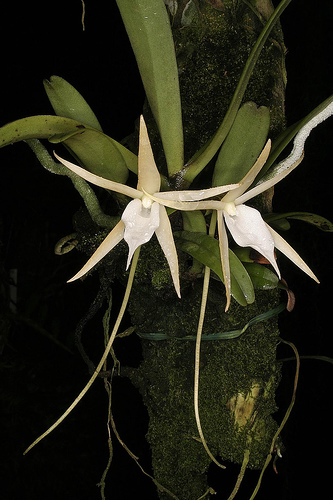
[216,101,333,310]
[55,116,238,297]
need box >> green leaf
[181,211,207,233]
[232,247,255,263]
[43,76,103,131]
[180,0,292,185]
[52,128,129,182]
[116,0,183,176]
[265,212,333,232]
[0,115,84,145]
[175,231,255,306]
[0,115,137,182]
[212,102,270,186]
[138,303,286,340]
[243,262,279,290]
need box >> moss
[172,1,286,164]
[71,2,288,497]
[123,2,287,498]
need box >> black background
[0,1,332,499]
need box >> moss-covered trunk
[121,1,287,498]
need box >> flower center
[223,201,237,216]
[141,194,153,209]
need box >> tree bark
[118,1,288,498]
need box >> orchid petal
[122,198,160,269]
[54,152,141,199]
[154,183,240,202]
[223,204,280,278]
[137,116,161,194]
[155,205,181,298]
[68,220,125,282]
[217,210,231,311]
[267,224,319,283]
[235,154,304,205]
[148,191,224,212]
[222,140,271,203]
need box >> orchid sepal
[211,100,333,306]
[267,225,319,283]
[53,152,141,199]
[67,220,125,282]
[57,115,239,297]
[155,205,181,298]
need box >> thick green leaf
[43,76,103,131]
[181,211,207,233]
[0,115,85,145]
[0,115,137,182]
[175,231,255,306]
[265,212,333,232]
[243,262,279,290]
[212,102,270,186]
[116,0,183,175]
[52,128,128,182]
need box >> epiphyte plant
[54,115,239,297]
[1,0,333,498]
[55,101,331,313]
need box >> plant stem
[26,138,116,228]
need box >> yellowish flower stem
[23,247,140,455]
[193,212,226,469]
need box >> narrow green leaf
[175,231,255,306]
[180,0,292,185]
[265,212,333,232]
[116,0,184,175]
[0,115,85,145]
[266,218,291,231]
[212,102,270,186]
[0,115,137,182]
[138,303,286,340]
[43,76,103,131]
[243,262,279,290]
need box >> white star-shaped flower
[55,116,237,297]
[216,101,333,310]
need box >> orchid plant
[1,0,333,498]
[54,115,238,298]
[55,101,332,313]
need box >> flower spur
[55,116,238,297]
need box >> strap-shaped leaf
[243,262,279,290]
[0,115,137,182]
[181,211,207,233]
[43,76,103,131]
[116,0,183,176]
[175,231,255,306]
[213,102,270,186]
[265,212,333,232]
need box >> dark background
[0,1,332,499]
